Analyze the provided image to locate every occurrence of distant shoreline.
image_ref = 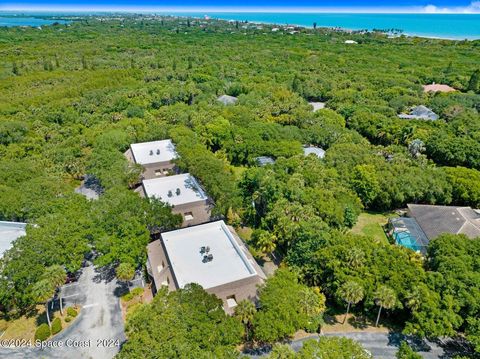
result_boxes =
[0,12,479,40]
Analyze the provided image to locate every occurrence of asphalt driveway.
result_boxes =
[0,264,127,359]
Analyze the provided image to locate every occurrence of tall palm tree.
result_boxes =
[374,285,396,327]
[234,300,256,342]
[32,279,55,328]
[44,265,67,315]
[337,281,364,324]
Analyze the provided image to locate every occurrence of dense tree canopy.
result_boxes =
[0,14,479,354]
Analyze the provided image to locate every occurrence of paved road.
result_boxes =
[246,331,473,358]
[0,264,127,359]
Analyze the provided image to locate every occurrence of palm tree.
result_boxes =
[234,300,256,341]
[255,231,277,255]
[405,286,422,312]
[346,248,365,270]
[374,285,396,327]
[32,279,55,328]
[116,263,135,293]
[337,281,364,324]
[44,265,67,315]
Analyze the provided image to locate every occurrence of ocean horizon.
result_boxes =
[1,11,479,40]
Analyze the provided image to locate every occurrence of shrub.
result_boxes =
[122,292,134,302]
[51,318,62,335]
[34,323,51,341]
[131,287,144,297]
[66,307,78,317]
[65,316,72,323]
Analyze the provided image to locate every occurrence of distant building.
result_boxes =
[398,105,438,121]
[389,204,480,253]
[138,173,211,226]
[125,139,178,180]
[255,156,275,167]
[217,95,238,105]
[146,220,266,313]
[423,84,456,93]
[308,102,326,112]
[303,146,326,159]
[0,221,27,258]
[345,40,358,44]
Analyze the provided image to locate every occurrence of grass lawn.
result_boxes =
[0,305,79,342]
[0,306,46,341]
[350,212,396,244]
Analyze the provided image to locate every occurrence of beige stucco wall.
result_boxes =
[147,227,266,314]
[124,148,176,180]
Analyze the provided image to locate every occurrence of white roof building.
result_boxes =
[303,146,326,159]
[162,221,258,289]
[308,102,326,112]
[217,95,238,105]
[141,173,207,207]
[147,221,266,312]
[0,221,27,258]
[129,139,178,165]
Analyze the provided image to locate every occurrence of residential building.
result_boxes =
[0,221,27,258]
[389,204,480,253]
[138,173,211,226]
[308,102,326,112]
[217,95,238,105]
[303,145,326,159]
[398,105,439,121]
[125,139,178,180]
[255,156,275,167]
[423,83,456,93]
[146,221,266,313]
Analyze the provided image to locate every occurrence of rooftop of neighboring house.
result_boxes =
[398,105,438,121]
[308,102,326,112]
[423,83,456,93]
[0,221,27,258]
[303,146,326,159]
[217,94,238,105]
[255,156,275,166]
[407,204,480,241]
[130,139,178,165]
[142,173,207,206]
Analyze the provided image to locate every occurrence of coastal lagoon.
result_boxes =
[0,16,69,27]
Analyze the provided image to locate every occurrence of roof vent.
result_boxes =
[200,246,206,254]
[149,150,154,155]
[156,149,160,155]
[167,190,173,197]
[176,188,181,196]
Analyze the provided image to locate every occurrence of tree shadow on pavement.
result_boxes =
[93,265,116,284]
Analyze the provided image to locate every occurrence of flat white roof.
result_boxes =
[162,221,257,289]
[0,221,26,258]
[142,173,207,206]
[130,139,177,165]
[303,146,326,159]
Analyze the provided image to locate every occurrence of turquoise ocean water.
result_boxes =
[0,12,479,39]
[172,13,480,40]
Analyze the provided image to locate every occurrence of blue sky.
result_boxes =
[2,0,480,13]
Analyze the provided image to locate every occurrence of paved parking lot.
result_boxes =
[0,264,132,359]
